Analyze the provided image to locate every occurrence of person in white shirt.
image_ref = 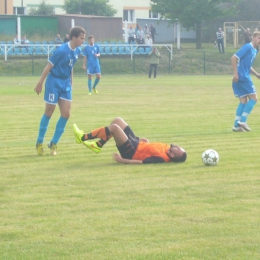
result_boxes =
[13,34,20,45]
[216,28,224,54]
[145,34,153,46]
[144,24,150,40]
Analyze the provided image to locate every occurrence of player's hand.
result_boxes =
[140,138,149,143]
[256,73,260,79]
[112,153,123,163]
[232,73,239,83]
[34,82,42,95]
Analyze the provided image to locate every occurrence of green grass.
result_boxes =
[1,75,260,260]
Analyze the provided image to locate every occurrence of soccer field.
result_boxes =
[1,75,260,259]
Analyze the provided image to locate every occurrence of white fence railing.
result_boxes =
[0,44,173,61]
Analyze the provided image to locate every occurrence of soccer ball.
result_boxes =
[202,149,219,166]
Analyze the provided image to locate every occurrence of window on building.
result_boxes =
[13,7,26,15]
[123,10,135,22]
[149,11,159,19]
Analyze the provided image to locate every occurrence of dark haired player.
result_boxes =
[82,35,101,95]
[73,117,187,164]
[34,26,86,155]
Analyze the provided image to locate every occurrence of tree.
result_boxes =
[235,0,260,22]
[63,0,116,16]
[29,0,54,15]
[151,0,241,49]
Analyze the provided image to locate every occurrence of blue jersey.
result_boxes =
[83,44,100,67]
[48,42,81,79]
[235,43,258,81]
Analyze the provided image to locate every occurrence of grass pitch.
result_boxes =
[1,75,260,260]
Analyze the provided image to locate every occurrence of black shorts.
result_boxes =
[117,126,139,159]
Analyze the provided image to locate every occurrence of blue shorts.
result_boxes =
[232,79,256,98]
[87,64,101,75]
[44,74,72,104]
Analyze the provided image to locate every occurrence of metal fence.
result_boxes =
[2,43,258,76]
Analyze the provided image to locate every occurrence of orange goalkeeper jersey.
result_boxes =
[132,142,171,163]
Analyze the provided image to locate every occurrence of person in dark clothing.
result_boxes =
[244,28,251,44]
[150,24,156,43]
[73,117,187,164]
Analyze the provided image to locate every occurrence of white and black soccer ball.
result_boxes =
[202,149,219,166]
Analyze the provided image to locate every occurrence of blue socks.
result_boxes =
[234,100,257,126]
[36,115,68,145]
[51,117,68,145]
[37,114,50,144]
[88,79,92,92]
[88,78,100,92]
[240,99,256,122]
[93,78,100,89]
[234,103,245,127]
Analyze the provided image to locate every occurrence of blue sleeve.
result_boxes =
[142,156,165,164]
[235,44,250,59]
[49,48,64,66]
[96,45,100,54]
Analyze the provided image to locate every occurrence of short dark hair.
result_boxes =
[69,26,86,40]
[88,35,94,40]
[171,151,187,163]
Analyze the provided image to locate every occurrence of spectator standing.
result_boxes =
[148,47,161,78]
[216,28,225,54]
[54,34,63,44]
[150,24,156,43]
[128,26,135,44]
[64,34,70,43]
[244,28,251,44]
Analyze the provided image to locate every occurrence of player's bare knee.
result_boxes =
[61,112,70,118]
[108,123,121,134]
[111,117,123,125]
[45,107,55,117]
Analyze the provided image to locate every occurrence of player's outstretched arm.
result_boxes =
[250,67,260,79]
[112,153,143,164]
[34,62,53,95]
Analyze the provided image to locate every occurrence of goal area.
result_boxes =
[224,21,260,48]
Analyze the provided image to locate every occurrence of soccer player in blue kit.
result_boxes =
[34,26,86,155]
[82,35,101,95]
[231,30,260,132]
